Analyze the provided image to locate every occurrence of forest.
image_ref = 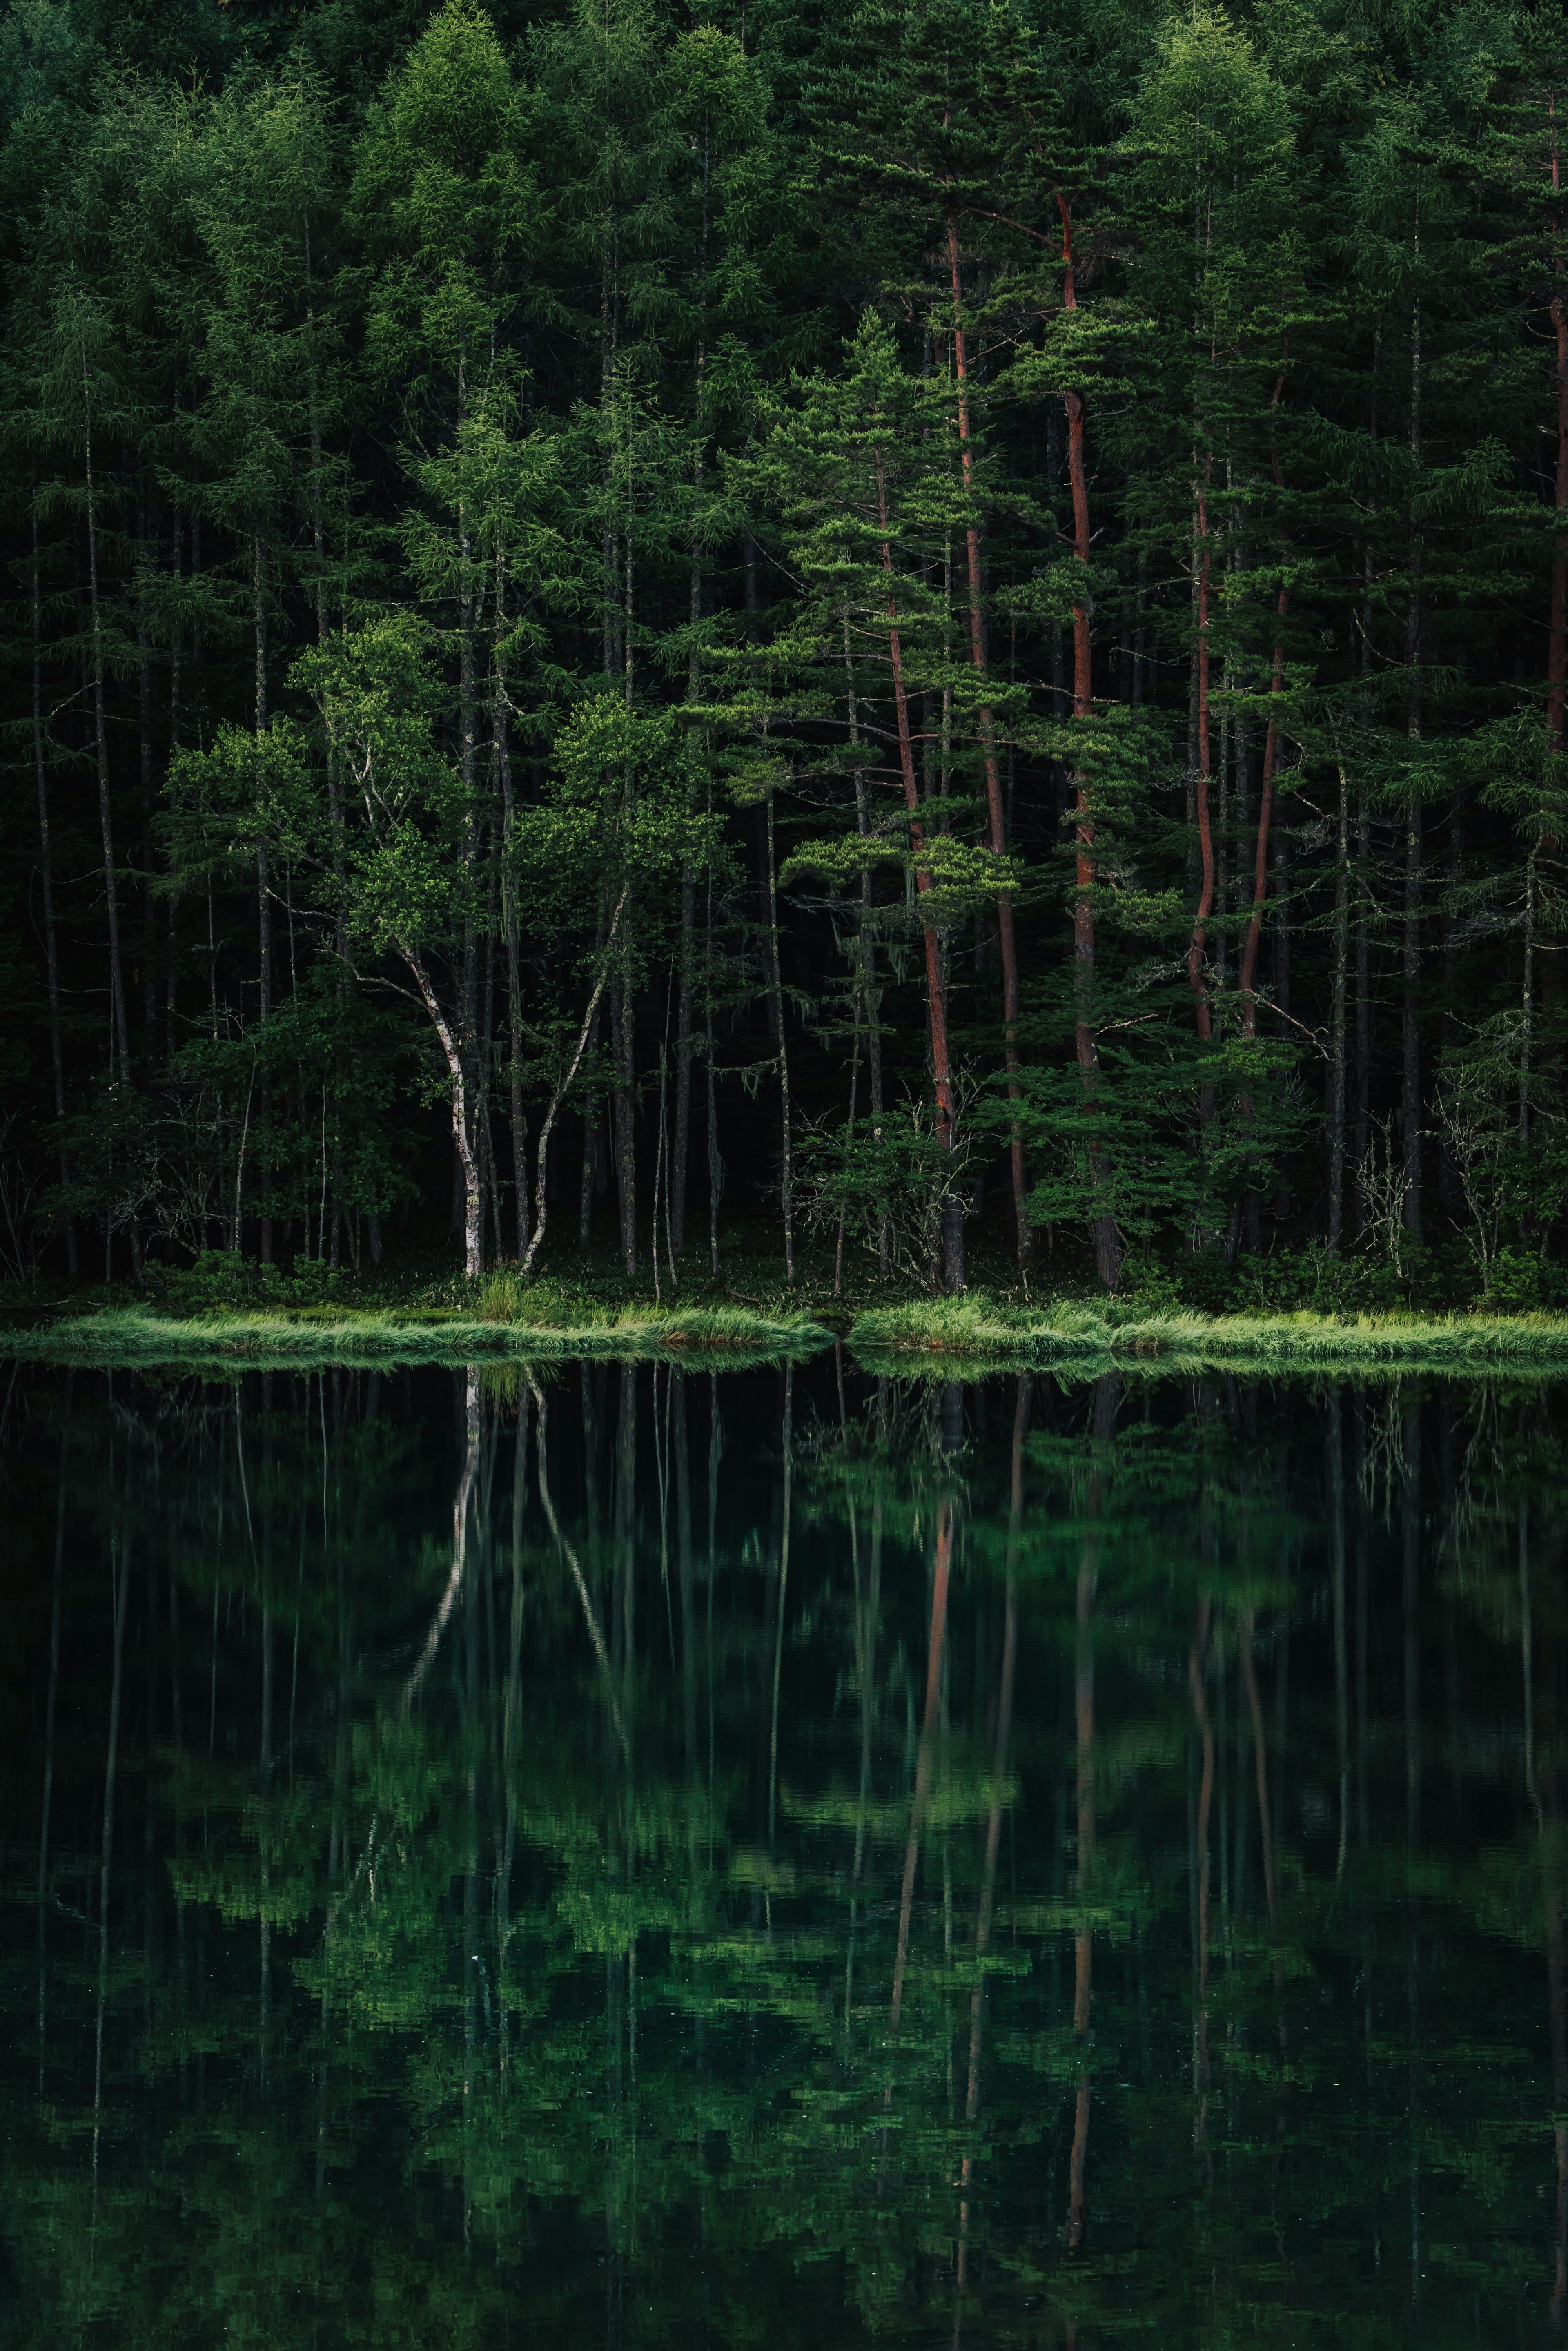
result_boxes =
[1,0,1565,1310]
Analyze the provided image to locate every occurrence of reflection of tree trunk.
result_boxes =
[93,1521,132,2203]
[1404,1410,1421,1850]
[768,1366,794,1845]
[37,1456,65,2095]
[404,1372,481,1706]
[1068,1381,1111,2255]
[889,1496,953,2050]
[846,1493,881,2034]
[1330,1398,1349,1883]
[1525,1493,1568,2324]
[1239,1613,1277,1930]
[954,1381,1029,2324]
[529,1375,628,1760]
[1189,1596,1216,2138]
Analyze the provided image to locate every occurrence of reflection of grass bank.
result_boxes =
[0,1300,830,1372]
[846,1295,1568,1375]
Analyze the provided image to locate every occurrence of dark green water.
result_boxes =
[3,1357,1566,2347]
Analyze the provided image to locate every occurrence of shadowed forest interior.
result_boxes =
[2,0,1567,1305]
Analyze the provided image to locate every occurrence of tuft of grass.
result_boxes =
[0,1300,832,1373]
[846,1292,1568,1377]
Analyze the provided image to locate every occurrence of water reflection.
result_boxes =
[3,1359,1567,2345]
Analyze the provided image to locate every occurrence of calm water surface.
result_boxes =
[2,1356,1566,2346]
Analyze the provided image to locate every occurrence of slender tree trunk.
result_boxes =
[254,537,273,1265]
[137,506,156,1050]
[705,861,722,1279]
[33,515,76,1273]
[1403,263,1424,1244]
[1235,374,1290,1253]
[673,856,696,1256]
[763,792,794,1283]
[875,447,963,1292]
[947,213,1029,1267]
[1402,791,1423,1245]
[1238,603,1288,1035]
[1328,764,1350,1253]
[1059,205,1120,1290]
[495,577,529,1264]
[83,371,130,1089]
[844,617,888,1273]
[1353,772,1372,1237]
[1189,456,1216,1051]
[404,944,481,1279]
[521,895,628,1279]
[1549,101,1566,753]
[610,965,636,1278]
[1523,837,1539,1152]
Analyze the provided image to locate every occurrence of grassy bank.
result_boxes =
[5,1264,1568,1380]
[0,1299,831,1373]
[845,1296,1568,1375]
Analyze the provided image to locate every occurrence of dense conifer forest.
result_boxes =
[0,0,1564,1308]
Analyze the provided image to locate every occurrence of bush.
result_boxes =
[143,1250,342,1315]
[1481,1249,1568,1313]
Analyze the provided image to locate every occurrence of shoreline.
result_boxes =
[3,1292,1568,1375]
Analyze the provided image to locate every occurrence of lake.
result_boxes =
[2,1353,1563,2346]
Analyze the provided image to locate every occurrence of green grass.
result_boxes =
[845,1294,1568,1375]
[0,1299,831,1373]
[7,1263,1568,1381]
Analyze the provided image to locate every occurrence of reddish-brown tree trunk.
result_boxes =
[1060,197,1122,1289]
[1189,459,1216,1044]
[875,447,964,1292]
[947,214,1029,1268]
[1550,98,1567,753]
[1238,604,1287,1038]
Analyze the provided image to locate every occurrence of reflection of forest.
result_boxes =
[3,1359,1567,2347]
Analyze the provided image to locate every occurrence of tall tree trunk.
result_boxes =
[404,944,481,1279]
[763,791,794,1283]
[672,856,696,1256]
[495,566,529,1264]
[1403,265,1424,1244]
[1328,762,1350,1253]
[83,369,130,1089]
[844,616,888,1273]
[1549,99,1566,753]
[1237,611,1289,1036]
[254,536,273,1266]
[1353,772,1372,1237]
[1188,453,1216,1054]
[947,212,1029,1268]
[137,505,157,1049]
[33,515,76,1273]
[875,447,964,1293]
[610,965,636,1278]
[1060,203,1121,1291]
[705,860,722,1279]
